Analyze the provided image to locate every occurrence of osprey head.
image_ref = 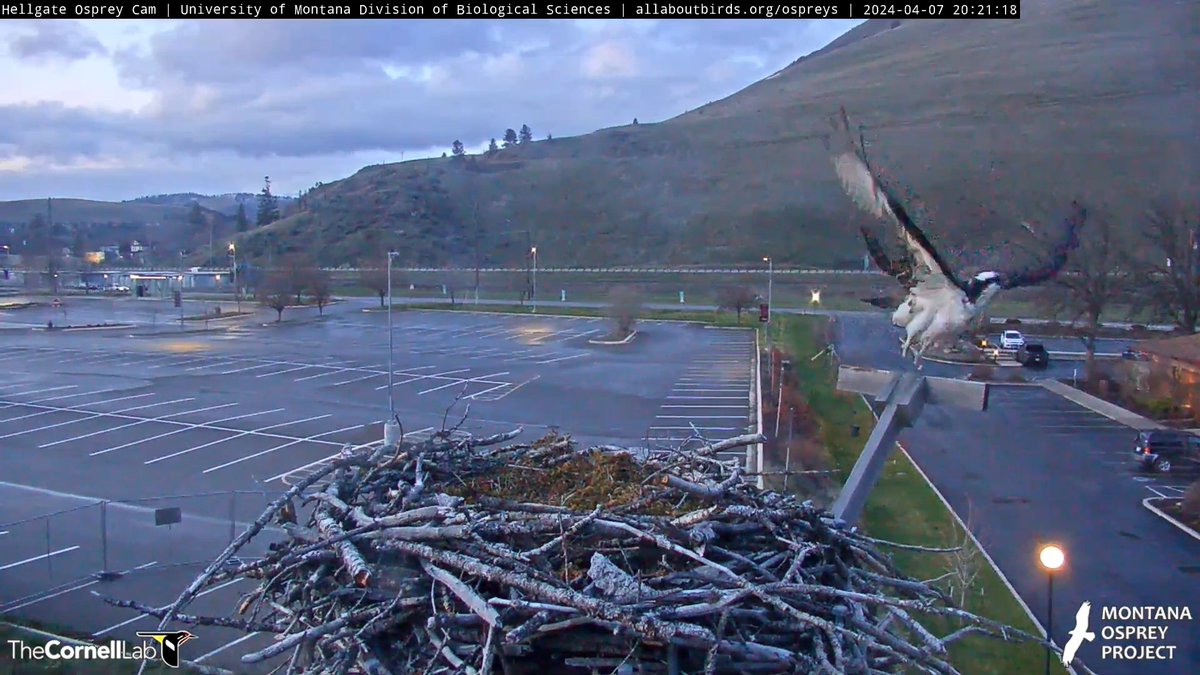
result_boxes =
[966,271,1003,307]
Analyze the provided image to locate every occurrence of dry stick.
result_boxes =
[143,449,371,673]
[314,507,372,587]
[241,608,379,664]
[94,594,281,633]
[381,540,714,644]
[420,559,502,628]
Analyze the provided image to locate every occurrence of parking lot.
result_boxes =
[0,302,758,671]
[837,312,1199,674]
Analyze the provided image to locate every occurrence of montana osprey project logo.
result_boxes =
[1062,602,1095,665]
[135,631,196,668]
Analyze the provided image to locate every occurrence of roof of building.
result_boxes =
[1137,333,1200,366]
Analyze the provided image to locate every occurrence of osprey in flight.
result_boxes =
[826,107,1086,361]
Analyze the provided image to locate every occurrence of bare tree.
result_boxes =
[1134,199,1199,334]
[310,268,333,315]
[717,285,760,324]
[607,285,643,338]
[280,253,315,304]
[441,271,473,305]
[258,271,291,322]
[358,266,389,308]
[1044,214,1127,383]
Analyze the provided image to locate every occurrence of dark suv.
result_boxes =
[1016,343,1049,368]
[1133,430,1200,473]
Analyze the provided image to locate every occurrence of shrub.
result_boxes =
[1144,397,1178,418]
[1181,481,1200,520]
[606,285,643,337]
[1004,318,1021,325]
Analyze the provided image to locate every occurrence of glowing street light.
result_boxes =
[1038,544,1066,674]
[531,246,538,314]
[810,289,821,305]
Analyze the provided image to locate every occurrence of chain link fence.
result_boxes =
[0,489,288,612]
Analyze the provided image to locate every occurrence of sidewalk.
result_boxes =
[1039,379,1166,431]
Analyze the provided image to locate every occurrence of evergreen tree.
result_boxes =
[236,202,250,233]
[518,124,532,144]
[257,176,280,227]
[487,138,499,155]
[503,128,518,148]
[451,140,465,157]
[188,202,205,232]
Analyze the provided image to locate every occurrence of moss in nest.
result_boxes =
[455,450,681,515]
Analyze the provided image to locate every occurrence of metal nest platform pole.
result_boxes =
[830,365,989,527]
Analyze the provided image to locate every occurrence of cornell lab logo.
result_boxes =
[136,631,196,668]
[1062,601,1095,665]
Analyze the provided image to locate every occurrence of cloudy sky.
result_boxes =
[0,19,861,202]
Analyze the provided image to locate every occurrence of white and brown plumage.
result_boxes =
[826,107,1087,361]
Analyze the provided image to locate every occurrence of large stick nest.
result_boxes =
[102,427,1057,675]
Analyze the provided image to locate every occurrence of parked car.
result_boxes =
[1121,346,1149,361]
[1133,430,1200,473]
[105,284,130,294]
[999,330,1025,350]
[1016,343,1049,367]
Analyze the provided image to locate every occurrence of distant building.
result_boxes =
[1121,333,1200,420]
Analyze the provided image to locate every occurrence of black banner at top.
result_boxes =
[0,1,1020,19]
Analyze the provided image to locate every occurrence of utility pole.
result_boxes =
[384,250,400,446]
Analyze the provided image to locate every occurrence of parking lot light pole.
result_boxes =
[228,242,239,313]
[531,246,538,313]
[1038,544,1066,675]
[763,256,773,324]
[385,251,400,446]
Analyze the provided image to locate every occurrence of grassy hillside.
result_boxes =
[235,0,1198,269]
[0,199,188,227]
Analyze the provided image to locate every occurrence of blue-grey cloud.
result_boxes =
[3,20,106,62]
[1,19,862,200]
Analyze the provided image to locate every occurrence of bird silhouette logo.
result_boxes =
[1062,601,1095,666]
[136,630,197,668]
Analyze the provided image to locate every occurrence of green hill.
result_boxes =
[235,0,1196,269]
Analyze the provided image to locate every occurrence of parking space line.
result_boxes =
[655,415,746,419]
[294,364,376,382]
[649,426,743,431]
[0,546,80,571]
[662,404,746,408]
[374,369,471,390]
[536,353,588,365]
[194,632,261,663]
[0,385,78,401]
[38,401,235,448]
[255,363,315,378]
[0,392,158,436]
[202,423,365,474]
[90,407,279,457]
[666,396,745,400]
[330,372,386,386]
[215,362,279,375]
[145,413,329,465]
[93,578,246,637]
[2,561,158,614]
[419,372,509,396]
[530,327,580,343]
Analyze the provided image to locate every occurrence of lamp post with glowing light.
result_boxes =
[1038,543,1065,675]
[531,246,538,314]
[228,242,240,313]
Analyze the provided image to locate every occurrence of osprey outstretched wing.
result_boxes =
[828,107,1085,360]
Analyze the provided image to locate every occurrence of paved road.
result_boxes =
[0,299,758,671]
[835,313,1199,675]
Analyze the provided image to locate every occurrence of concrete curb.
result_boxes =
[35,323,135,333]
[1039,380,1166,431]
[1142,497,1200,542]
[588,329,638,345]
[401,305,715,326]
